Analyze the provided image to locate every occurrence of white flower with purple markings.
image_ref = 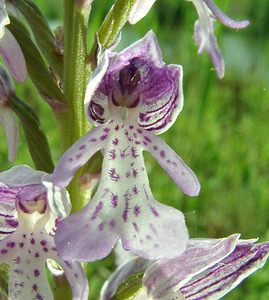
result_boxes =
[187,0,249,78]
[53,31,200,263]
[101,234,269,300]
[0,165,88,300]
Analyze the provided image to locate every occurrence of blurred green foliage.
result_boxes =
[1,0,269,299]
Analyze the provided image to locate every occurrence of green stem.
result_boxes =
[62,0,91,213]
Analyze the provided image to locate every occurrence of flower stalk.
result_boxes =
[62,0,91,212]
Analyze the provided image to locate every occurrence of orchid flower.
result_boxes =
[101,234,269,300]
[0,65,18,162]
[0,165,89,300]
[0,0,27,82]
[53,31,200,262]
[187,0,249,78]
[129,0,156,24]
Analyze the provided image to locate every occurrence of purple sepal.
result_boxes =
[0,29,27,82]
[143,234,240,298]
[180,242,269,299]
[100,235,269,300]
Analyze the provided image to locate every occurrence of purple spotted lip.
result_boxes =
[53,31,200,263]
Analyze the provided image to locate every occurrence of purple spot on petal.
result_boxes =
[40,240,47,246]
[131,146,139,158]
[7,241,15,248]
[91,201,103,220]
[109,149,116,160]
[120,146,130,158]
[132,222,139,232]
[30,238,35,245]
[76,153,82,160]
[108,168,120,181]
[79,144,86,150]
[153,146,158,151]
[133,186,139,194]
[14,256,21,264]
[132,169,138,178]
[150,205,160,217]
[103,127,110,133]
[112,138,119,145]
[98,222,105,231]
[74,273,79,278]
[23,234,26,238]
[90,138,97,142]
[160,150,165,158]
[43,247,48,252]
[111,194,118,208]
[109,219,116,229]
[133,205,142,216]
[32,284,38,292]
[1,249,8,254]
[129,125,134,130]
[19,242,24,248]
[137,128,142,134]
[34,269,40,277]
[100,134,108,141]
[68,157,73,162]
[35,252,40,258]
[144,136,152,143]
[64,260,73,269]
[115,124,119,131]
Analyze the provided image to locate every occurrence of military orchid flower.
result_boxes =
[0,0,27,82]
[187,0,249,78]
[53,31,200,262]
[101,234,269,300]
[0,165,89,300]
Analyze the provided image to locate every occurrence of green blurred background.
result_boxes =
[1,0,269,299]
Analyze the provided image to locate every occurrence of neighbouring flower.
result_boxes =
[0,65,18,162]
[187,0,249,78]
[0,165,89,300]
[0,0,27,82]
[101,234,269,300]
[53,31,200,262]
[129,0,156,24]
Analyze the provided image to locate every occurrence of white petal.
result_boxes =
[0,0,9,39]
[128,0,156,24]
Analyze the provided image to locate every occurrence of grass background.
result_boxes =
[1,0,269,299]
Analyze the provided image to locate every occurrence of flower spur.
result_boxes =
[0,165,88,300]
[53,31,200,262]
